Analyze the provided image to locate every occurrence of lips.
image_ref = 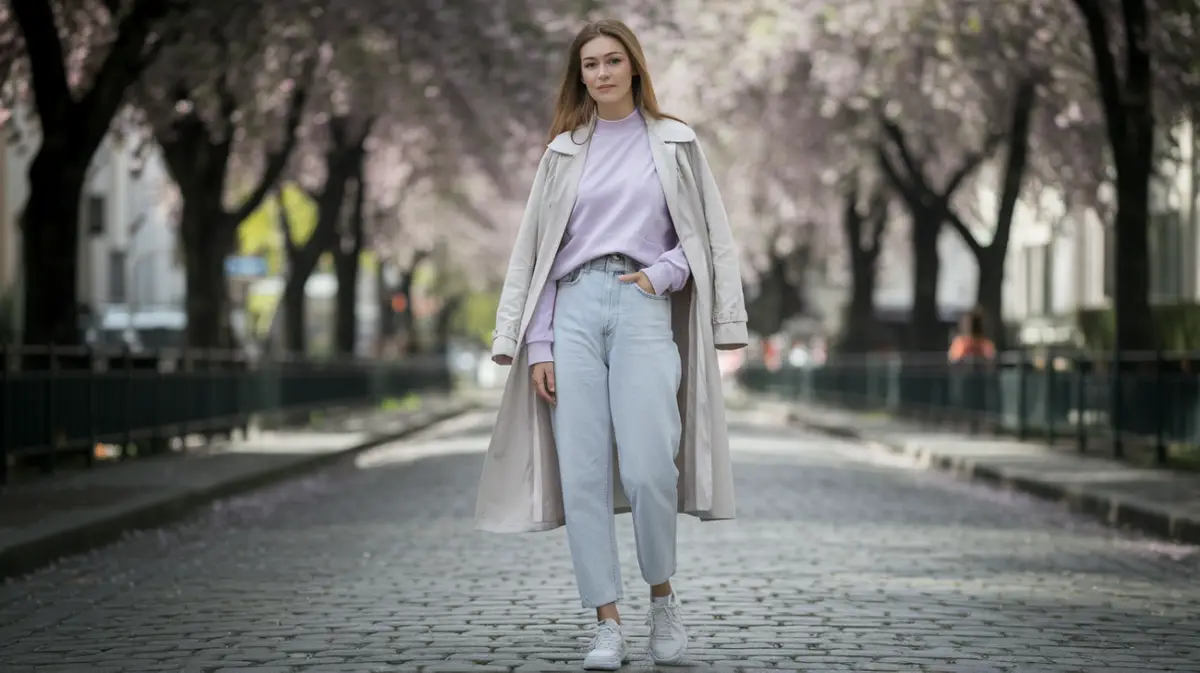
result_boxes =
[598,85,615,91]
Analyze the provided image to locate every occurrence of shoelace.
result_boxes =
[646,603,682,642]
[591,623,623,651]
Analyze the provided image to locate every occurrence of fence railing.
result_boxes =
[0,345,454,485]
[737,350,1200,468]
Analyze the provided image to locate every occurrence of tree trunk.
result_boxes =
[975,248,1005,350]
[279,160,356,355]
[180,205,236,350]
[910,214,943,351]
[333,168,365,357]
[333,251,359,355]
[282,267,308,355]
[433,296,462,355]
[22,154,88,347]
[397,264,419,355]
[1071,0,1156,351]
[840,185,886,354]
[843,254,878,353]
[1114,167,1155,349]
[13,0,173,349]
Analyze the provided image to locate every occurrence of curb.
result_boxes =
[0,401,477,581]
[791,412,1200,546]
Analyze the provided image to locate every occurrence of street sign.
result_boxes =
[224,255,268,278]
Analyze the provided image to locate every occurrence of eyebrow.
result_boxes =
[582,52,623,60]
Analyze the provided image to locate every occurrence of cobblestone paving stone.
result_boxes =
[1,407,1198,672]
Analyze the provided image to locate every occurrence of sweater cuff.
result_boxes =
[527,341,554,365]
[641,264,673,296]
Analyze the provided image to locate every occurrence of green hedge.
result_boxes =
[1077,303,1200,351]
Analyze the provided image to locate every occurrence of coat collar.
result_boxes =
[546,114,696,155]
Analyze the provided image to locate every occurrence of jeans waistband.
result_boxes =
[579,253,638,275]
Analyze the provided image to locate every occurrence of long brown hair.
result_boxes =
[546,19,684,143]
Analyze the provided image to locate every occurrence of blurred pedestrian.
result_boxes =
[475,18,748,670]
[948,307,995,426]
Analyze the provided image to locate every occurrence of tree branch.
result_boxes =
[942,131,1005,198]
[865,183,890,257]
[76,0,178,148]
[1072,0,1126,146]
[10,0,72,128]
[229,64,314,223]
[874,142,921,207]
[991,79,1038,256]
[275,186,298,258]
[942,207,983,256]
[878,119,928,190]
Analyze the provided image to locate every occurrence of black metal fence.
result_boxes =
[0,345,454,485]
[738,350,1200,468]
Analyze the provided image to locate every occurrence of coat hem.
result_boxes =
[474,508,735,535]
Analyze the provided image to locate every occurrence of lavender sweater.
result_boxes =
[525,109,691,365]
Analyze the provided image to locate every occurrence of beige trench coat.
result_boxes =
[474,114,749,534]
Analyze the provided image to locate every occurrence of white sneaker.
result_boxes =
[583,618,629,670]
[646,592,688,664]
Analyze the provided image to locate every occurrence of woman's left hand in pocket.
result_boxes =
[619,270,656,295]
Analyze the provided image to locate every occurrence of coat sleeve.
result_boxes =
[687,138,749,350]
[492,150,553,364]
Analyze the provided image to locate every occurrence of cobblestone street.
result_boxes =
[1,406,1198,672]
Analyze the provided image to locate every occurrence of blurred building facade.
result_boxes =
[0,111,186,347]
[1003,118,1200,348]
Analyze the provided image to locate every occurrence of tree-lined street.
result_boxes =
[1,406,1197,672]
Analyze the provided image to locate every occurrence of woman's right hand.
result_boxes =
[531,362,556,405]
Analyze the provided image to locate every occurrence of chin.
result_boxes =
[593,88,627,102]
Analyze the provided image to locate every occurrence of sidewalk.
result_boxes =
[0,394,476,580]
[786,401,1200,546]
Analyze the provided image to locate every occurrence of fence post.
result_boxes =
[0,345,8,486]
[180,346,190,444]
[85,345,96,467]
[1016,349,1027,440]
[206,349,217,444]
[148,349,161,452]
[123,345,133,456]
[1154,349,1165,465]
[1074,353,1087,454]
[1044,348,1056,446]
[969,356,982,435]
[1111,349,1124,459]
[42,343,57,474]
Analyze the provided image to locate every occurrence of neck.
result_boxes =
[596,95,635,121]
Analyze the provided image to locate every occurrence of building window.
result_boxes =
[87,195,106,236]
[1024,245,1046,317]
[108,249,127,303]
[1042,239,1055,316]
[1149,209,1183,301]
[1103,223,1114,300]
[1105,210,1186,303]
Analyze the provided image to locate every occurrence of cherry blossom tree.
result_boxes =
[267,0,571,355]
[134,0,316,350]
[1068,0,1200,351]
[5,0,190,347]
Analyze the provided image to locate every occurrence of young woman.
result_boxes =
[474,19,748,670]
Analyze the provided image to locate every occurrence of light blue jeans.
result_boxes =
[550,253,683,609]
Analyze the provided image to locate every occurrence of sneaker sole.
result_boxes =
[583,651,630,670]
[582,658,628,670]
[650,637,689,666]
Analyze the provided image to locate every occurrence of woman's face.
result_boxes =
[579,36,634,106]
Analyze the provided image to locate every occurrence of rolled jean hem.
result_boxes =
[580,590,624,610]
